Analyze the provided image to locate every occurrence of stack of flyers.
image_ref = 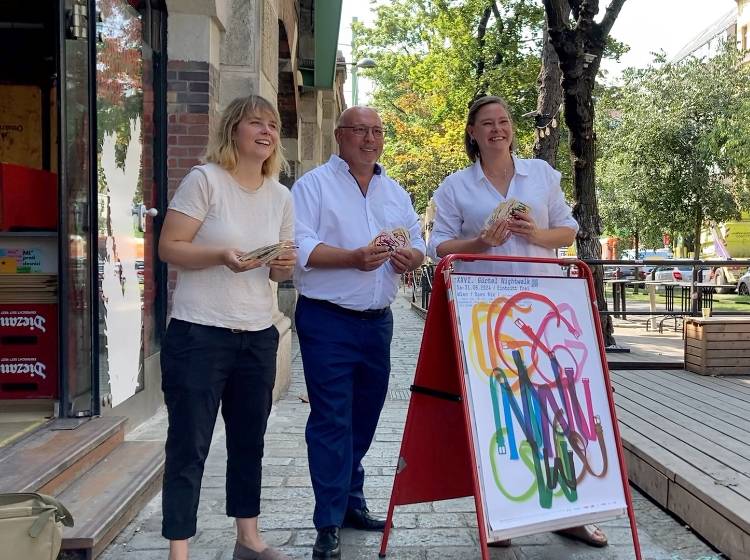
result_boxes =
[483,198,530,228]
[369,227,411,252]
[238,241,296,264]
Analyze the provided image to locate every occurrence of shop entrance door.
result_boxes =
[59,0,97,417]
[95,0,165,412]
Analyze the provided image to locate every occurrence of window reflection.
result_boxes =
[96,0,156,407]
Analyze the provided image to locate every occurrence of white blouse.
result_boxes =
[427,156,578,276]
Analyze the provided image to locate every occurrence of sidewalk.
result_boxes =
[101,296,720,560]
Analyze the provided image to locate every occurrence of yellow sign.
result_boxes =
[0,85,42,169]
[0,258,18,273]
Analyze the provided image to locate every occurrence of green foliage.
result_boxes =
[355,0,544,212]
[596,45,750,249]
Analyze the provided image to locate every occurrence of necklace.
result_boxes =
[483,160,515,183]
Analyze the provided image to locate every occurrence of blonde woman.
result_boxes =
[158,95,295,560]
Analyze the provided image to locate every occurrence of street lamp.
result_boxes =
[349,57,376,106]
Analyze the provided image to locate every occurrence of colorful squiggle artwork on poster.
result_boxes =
[449,274,626,539]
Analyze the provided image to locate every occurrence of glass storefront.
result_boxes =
[61,0,96,416]
[95,0,159,408]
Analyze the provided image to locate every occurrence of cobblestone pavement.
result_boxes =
[101,296,721,560]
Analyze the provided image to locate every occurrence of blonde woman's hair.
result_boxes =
[205,95,289,177]
[464,95,516,162]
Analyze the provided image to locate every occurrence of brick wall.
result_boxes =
[165,60,218,310]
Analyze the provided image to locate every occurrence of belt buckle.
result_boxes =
[230,328,244,334]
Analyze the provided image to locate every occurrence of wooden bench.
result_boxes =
[685,317,750,375]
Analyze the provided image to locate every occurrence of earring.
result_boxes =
[469,137,476,145]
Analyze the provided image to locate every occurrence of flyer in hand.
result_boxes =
[370,227,411,252]
[484,198,530,228]
[238,241,295,264]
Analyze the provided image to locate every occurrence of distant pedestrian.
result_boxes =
[158,95,295,560]
[292,106,426,559]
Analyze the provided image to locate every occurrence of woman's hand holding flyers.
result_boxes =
[478,218,511,248]
[222,249,263,273]
[507,211,538,242]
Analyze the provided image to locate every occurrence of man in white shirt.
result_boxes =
[292,107,425,559]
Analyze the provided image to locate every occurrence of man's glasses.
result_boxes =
[338,125,385,138]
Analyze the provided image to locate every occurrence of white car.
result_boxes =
[651,265,696,283]
[737,268,750,295]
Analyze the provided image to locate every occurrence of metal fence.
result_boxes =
[407,258,750,320]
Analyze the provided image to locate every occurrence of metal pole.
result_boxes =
[351,16,358,106]
[352,65,359,106]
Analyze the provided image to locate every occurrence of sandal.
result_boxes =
[554,524,608,547]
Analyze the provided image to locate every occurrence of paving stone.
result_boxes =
[103,296,720,560]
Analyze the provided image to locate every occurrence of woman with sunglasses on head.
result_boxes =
[158,95,296,560]
[427,95,607,549]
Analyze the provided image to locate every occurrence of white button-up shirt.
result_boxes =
[293,155,426,311]
[427,156,578,276]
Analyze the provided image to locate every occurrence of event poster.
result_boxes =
[449,274,627,539]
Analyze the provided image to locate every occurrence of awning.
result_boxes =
[300,0,342,89]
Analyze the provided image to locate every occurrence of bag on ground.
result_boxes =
[0,493,74,560]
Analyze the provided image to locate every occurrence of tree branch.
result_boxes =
[542,0,570,33]
[490,0,501,21]
[475,4,493,90]
[599,0,627,36]
[568,0,582,21]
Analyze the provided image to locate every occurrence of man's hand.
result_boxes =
[222,249,263,273]
[350,246,391,271]
[389,248,419,274]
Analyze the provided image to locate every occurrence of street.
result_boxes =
[101,296,720,560]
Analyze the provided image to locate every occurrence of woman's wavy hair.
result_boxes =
[205,95,289,177]
[464,95,516,162]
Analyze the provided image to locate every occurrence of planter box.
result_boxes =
[685,317,750,376]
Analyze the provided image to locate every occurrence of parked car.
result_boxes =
[701,265,738,293]
[604,265,647,280]
[737,268,750,295]
[650,265,696,283]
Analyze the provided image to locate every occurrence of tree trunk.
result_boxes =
[692,204,703,314]
[633,229,640,293]
[542,0,627,347]
[564,81,613,344]
[532,11,565,164]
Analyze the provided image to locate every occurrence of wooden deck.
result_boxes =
[607,320,685,368]
[611,368,750,559]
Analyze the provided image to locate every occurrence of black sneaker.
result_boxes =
[342,507,386,531]
[313,526,341,559]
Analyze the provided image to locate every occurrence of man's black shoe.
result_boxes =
[313,526,340,559]
[342,507,386,531]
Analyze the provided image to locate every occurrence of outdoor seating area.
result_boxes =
[404,271,750,560]
[611,368,750,560]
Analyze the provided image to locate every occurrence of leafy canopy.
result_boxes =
[596,46,750,249]
[354,0,544,212]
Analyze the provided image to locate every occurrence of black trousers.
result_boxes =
[160,319,279,540]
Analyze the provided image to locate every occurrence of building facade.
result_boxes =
[0,2,345,554]
[1,0,345,430]
[738,0,750,62]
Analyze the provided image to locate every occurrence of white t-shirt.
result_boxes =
[168,163,294,331]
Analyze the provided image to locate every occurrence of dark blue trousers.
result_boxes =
[295,296,393,529]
